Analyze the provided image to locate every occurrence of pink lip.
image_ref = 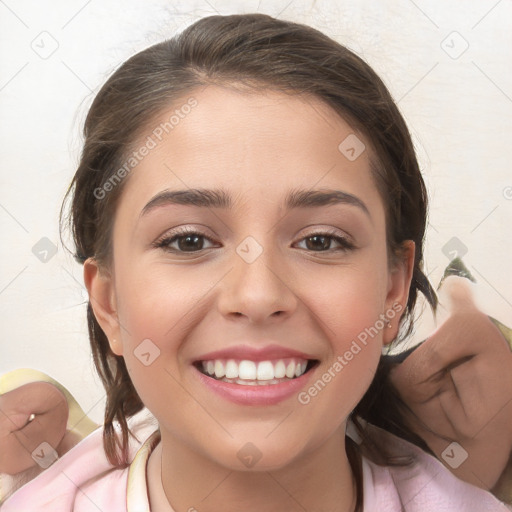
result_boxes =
[194,344,315,363]
[193,366,316,406]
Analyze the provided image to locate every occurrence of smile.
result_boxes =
[197,357,315,385]
[193,353,319,405]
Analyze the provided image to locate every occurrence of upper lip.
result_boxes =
[194,344,317,362]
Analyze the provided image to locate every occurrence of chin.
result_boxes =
[205,436,308,473]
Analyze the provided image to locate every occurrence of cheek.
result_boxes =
[111,263,215,410]
[304,258,389,348]
[114,262,211,344]
[294,261,389,420]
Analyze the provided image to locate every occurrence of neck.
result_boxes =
[491,453,512,505]
[155,426,357,512]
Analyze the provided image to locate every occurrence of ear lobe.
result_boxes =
[382,240,415,345]
[83,258,123,356]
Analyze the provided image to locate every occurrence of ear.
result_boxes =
[382,240,415,345]
[83,258,123,356]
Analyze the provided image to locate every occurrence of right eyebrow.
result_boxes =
[140,188,231,218]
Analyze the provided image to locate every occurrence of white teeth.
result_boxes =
[285,361,295,379]
[199,358,311,382]
[257,361,274,381]
[274,360,286,378]
[225,359,238,379]
[214,360,225,378]
[239,360,257,380]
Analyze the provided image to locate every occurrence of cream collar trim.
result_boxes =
[127,429,161,512]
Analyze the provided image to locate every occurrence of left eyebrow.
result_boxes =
[140,187,370,218]
[285,188,370,217]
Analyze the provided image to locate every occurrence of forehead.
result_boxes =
[117,85,382,217]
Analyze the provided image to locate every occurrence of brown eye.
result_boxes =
[175,234,205,252]
[154,230,217,253]
[305,235,331,251]
[295,232,355,252]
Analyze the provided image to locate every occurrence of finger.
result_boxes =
[0,381,67,418]
[390,276,482,387]
[396,320,512,439]
[391,311,487,399]
[441,276,477,312]
[0,382,68,474]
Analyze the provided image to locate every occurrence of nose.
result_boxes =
[217,244,298,324]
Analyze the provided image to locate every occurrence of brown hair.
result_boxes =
[61,13,437,510]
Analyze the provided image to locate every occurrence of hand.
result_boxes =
[389,277,512,492]
[0,382,69,474]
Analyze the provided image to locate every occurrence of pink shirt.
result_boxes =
[2,414,510,511]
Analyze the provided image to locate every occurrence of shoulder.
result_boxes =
[1,410,157,512]
[358,422,511,512]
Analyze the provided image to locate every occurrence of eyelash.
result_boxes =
[152,226,356,254]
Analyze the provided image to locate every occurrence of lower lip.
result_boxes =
[194,366,315,406]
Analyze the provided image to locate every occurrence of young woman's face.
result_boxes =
[86,85,412,470]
